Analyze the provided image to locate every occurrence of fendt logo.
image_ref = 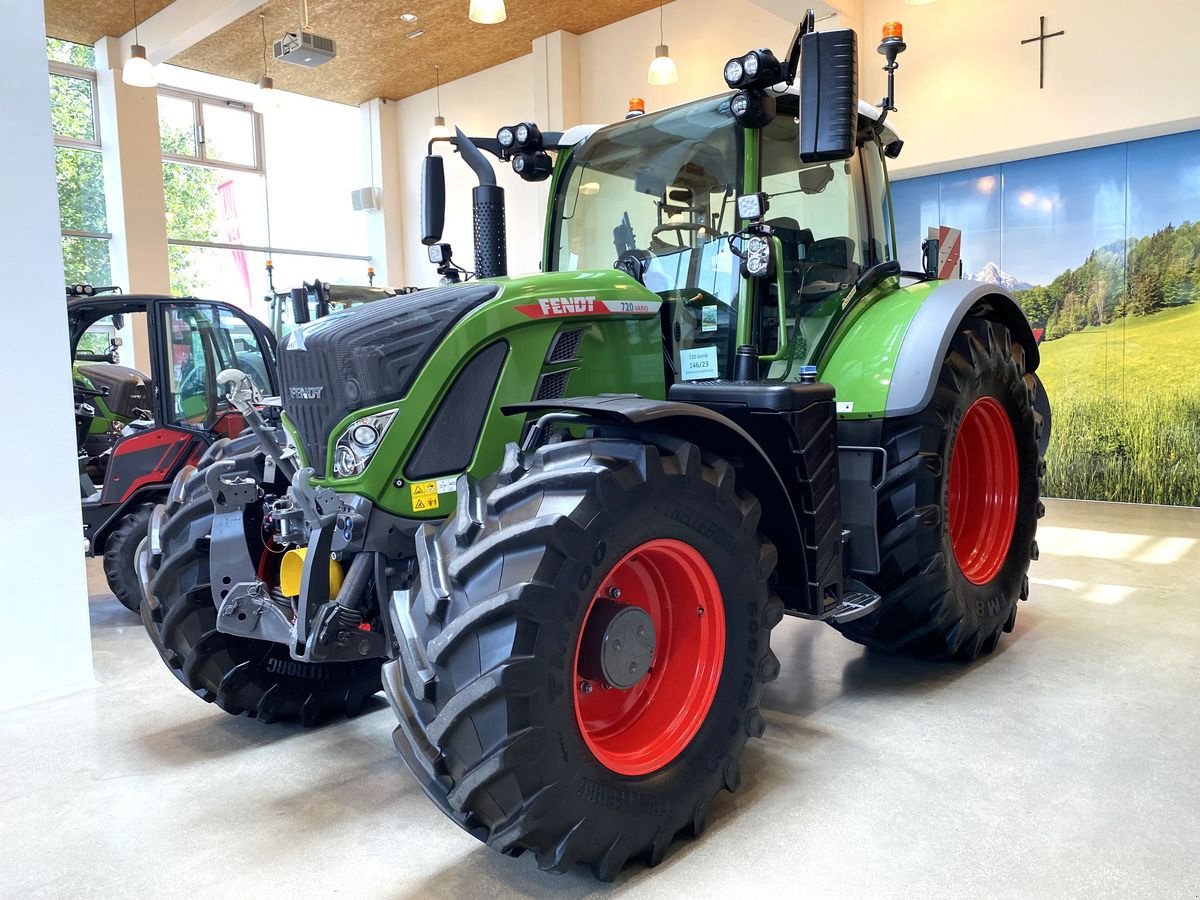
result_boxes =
[289,386,324,400]
[538,296,596,315]
[514,296,663,319]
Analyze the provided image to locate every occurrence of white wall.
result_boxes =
[392,0,803,283]
[860,0,1200,177]
[0,0,94,709]
[577,0,792,123]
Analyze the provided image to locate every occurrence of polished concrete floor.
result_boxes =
[1,498,1198,898]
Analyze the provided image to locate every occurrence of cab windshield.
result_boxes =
[550,94,893,383]
[551,96,743,376]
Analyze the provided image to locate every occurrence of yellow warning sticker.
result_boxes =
[410,480,440,511]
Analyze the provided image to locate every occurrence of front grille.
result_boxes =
[278,282,499,473]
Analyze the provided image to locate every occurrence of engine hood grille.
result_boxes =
[277,282,499,474]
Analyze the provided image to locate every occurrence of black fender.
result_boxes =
[886,280,1040,418]
[506,395,821,614]
[83,484,167,555]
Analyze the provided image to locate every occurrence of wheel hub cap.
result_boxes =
[573,538,726,776]
[580,600,656,690]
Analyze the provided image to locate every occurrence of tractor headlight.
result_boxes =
[497,126,516,149]
[742,51,759,78]
[742,234,773,279]
[723,57,744,87]
[332,409,397,478]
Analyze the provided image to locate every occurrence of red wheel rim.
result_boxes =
[947,396,1019,585]
[574,539,725,776]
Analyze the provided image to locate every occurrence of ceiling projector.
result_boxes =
[273,30,337,67]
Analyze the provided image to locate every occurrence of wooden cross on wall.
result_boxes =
[1021,15,1066,89]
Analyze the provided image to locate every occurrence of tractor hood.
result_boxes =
[277,281,499,474]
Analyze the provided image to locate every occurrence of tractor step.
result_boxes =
[826,581,881,624]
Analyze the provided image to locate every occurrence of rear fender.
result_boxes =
[506,396,823,615]
[84,484,168,554]
[822,280,1040,419]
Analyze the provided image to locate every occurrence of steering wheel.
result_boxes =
[650,221,706,250]
[663,287,724,309]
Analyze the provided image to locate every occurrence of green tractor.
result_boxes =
[136,13,1046,879]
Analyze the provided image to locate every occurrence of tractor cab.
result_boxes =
[546,90,901,387]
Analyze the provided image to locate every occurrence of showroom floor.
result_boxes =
[1,498,1198,898]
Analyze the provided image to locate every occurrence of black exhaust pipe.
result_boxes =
[454,128,507,279]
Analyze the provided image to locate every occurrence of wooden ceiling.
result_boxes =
[44,0,666,105]
[44,0,177,45]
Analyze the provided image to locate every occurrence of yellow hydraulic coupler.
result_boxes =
[279,547,344,599]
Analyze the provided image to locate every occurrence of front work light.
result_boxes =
[512,151,553,182]
[427,242,450,264]
[496,126,516,149]
[723,48,784,90]
[514,122,542,150]
[736,192,769,221]
[729,89,776,128]
[332,409,398,478]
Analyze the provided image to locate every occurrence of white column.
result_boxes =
[95,36,171,370]
[0,0,94,709]
[360,98,407,287]
[532,31,582,131]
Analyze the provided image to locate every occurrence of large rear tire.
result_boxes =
[139,437,383,724]
[833,317,1044,661]
[103,503,154,613]
[385,438,783,879]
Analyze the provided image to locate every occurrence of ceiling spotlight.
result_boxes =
[469,0,507,25]
[400,12,418,21]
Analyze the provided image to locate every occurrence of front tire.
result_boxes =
[385,438,783,879]
[139,440,383,724]
[834,317,1044,660]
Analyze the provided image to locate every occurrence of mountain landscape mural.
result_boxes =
[891,130,1200,506]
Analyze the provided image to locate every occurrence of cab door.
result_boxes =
[151,300,278,439]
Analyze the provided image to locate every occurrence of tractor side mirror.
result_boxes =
[421,155,446,246]
[798,28,858,164]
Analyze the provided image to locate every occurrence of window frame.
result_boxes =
[49,54,112,280]
[49,60,102,149]
[157,87,266,174]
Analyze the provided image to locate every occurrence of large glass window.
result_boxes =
[157,82,370,311]
[48,38,110,285]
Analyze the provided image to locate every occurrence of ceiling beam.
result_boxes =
[114,0,262,65]
[745,0,839,26]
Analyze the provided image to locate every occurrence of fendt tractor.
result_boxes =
[136,14,1047,879]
